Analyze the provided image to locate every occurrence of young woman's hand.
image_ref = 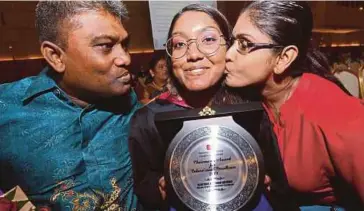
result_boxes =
[158,176,167,200]
[265,175,272,191]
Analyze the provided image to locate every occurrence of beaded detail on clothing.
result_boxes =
[50,178,134,211]
[198,106,216,116]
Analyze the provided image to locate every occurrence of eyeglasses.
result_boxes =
[230,37,283,54]
[165,28,227,59]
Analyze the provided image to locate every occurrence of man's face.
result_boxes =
[60,10,131,99]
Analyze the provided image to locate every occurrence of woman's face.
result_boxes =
[170,11,227,91]
[225,12,277,88]
[152,59,168,82]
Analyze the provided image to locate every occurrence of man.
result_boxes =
[0,1,141,210]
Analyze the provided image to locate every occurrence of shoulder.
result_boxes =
[129,98,181,147]
[131,99,186,133]
[132,100,181,121]
[299,73,364,128]
[298,73,351,103]
[0,77,35,102]
[0,77,34,93]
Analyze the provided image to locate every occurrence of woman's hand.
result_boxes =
[264,175,272,191]
[158,176,167,200]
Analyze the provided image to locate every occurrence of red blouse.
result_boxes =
[264,73,364,204]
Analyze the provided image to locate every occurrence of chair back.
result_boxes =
[358,64,364,99]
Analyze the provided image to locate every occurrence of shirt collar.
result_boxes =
[22,66,58,103]
[158,91,192,108]
[22,66,140,110]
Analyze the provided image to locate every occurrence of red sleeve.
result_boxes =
[309,75,364,203]
[323,111,364,203]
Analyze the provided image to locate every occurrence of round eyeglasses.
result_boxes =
[165,28,227,59]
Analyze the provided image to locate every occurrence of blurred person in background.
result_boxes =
[140,52,169,104]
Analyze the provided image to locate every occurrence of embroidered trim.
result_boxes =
[50,177,128,211]
[100,178,121,210]
[51,180,100,211]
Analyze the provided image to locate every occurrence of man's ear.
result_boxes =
[149,69,155,77]
[41,41,66,73]
[273,45,299,75]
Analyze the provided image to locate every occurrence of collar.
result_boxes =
[22,66,58,103]
[157,91,192,108]
[22,66,140,110]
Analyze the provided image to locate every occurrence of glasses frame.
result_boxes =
[165,34,227,59]
[230,37,284,54]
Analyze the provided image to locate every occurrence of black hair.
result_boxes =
[35,1,128,48]
[149,51,166,71]
[166,3,231,76]
[241,2,361,208]
[243,1,350,94]
[144,51,166,84]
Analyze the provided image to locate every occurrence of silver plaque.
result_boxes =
[165,116,264,211]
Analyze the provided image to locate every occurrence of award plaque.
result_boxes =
[155,102,265,211]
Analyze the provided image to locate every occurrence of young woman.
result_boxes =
[225,1,364,210]
[128,4,273,211]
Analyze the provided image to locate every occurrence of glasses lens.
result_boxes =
[166,36,187,59]
[237,39,249,54]
[197,28,222,55]
[165,28,223,59]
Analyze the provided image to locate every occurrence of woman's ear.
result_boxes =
[41,41,66,73]
[273,45,299,75]
[149,69,155,77]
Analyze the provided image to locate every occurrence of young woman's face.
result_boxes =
[225,12,277,88]
[169,11,227,91]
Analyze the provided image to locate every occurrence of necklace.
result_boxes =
[152,81,165,91]
[268,90,291,122]
[265,78,299,123]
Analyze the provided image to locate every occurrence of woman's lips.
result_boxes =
[184,67,208,76]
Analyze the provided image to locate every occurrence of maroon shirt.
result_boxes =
[264,73,364,204]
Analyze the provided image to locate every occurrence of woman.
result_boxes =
[128,4,272,211]
[225,1,364,210]
[141,52,169,104]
